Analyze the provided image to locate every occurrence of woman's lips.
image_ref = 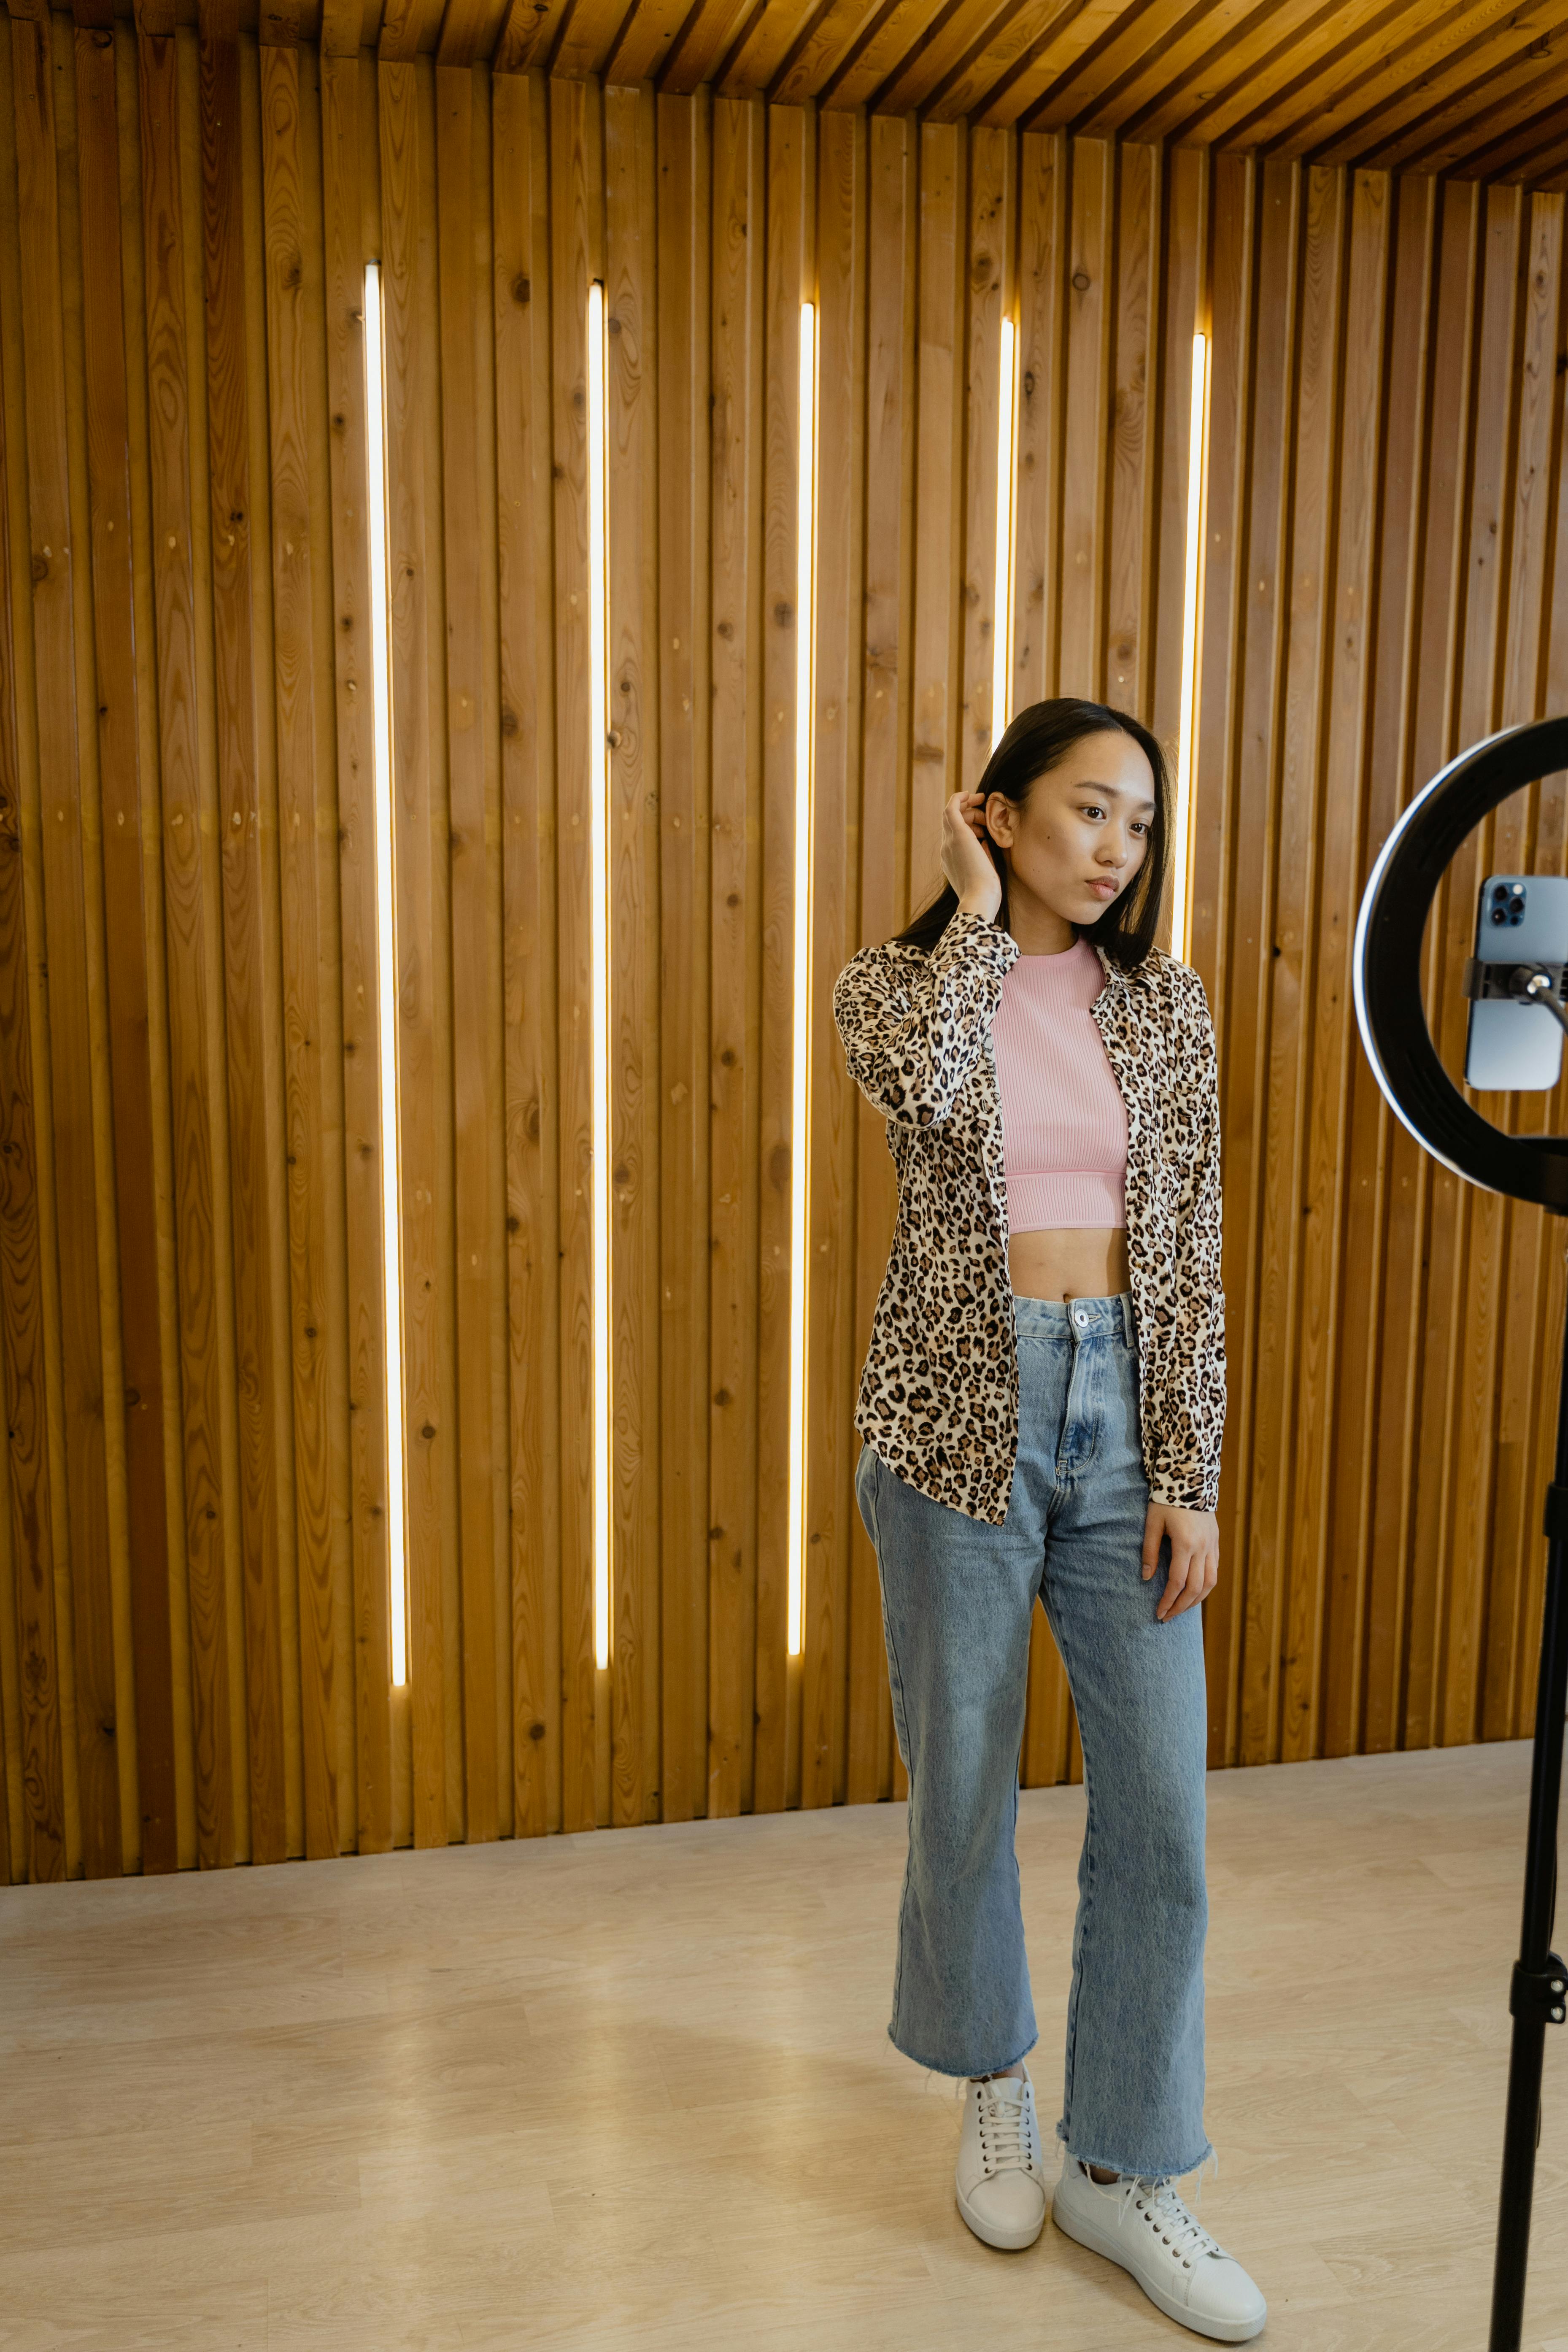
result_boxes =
[1088,878,1118,897]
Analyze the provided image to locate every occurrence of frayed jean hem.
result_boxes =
[888,2020,1039,2080]
[1057,2120,1219,2188]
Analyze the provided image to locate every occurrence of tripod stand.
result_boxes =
[1354,717,1568,2352]
[1492,1396,1567,2347]
[1468,957,1568,2348]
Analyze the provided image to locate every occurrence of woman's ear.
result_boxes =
[984,793,1016,850]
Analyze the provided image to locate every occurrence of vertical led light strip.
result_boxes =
[786,302,819,1662]
[587,281,612,1676]
[1171,333,1209,964]
[992,314,1018,748]
[363,262,410,1689]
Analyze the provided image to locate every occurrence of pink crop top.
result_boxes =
[992,935,1128,1231]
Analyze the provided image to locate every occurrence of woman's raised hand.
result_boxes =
[942,789,1002,924]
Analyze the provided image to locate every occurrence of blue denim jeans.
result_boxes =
[853,1290,1213,2182]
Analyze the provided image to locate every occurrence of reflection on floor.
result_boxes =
[1,1741,1565,2349]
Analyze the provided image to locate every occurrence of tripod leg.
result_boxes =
[1487,1374,1568,2349]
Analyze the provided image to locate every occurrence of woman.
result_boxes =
[834,699,1266,2343]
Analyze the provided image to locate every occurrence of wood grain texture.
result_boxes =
[1150,145,1204,782]
[491,0,569,75]
[658,0,756,96]
[73,22,177,1875]
[958,123,1006,776]
[603,84,661,1829]
[1105,136,1155,716]
[1358,172,1437,1763]
[493,65,561,1838]
[1270,161,1345,1766]
[0,30,65,1882]
[704,93,765,1821]
[436,57,501,1846]
[11,8,119,1880]
[1058,135,1112,697]
[653,85,710,1826]
[547,71,600,1834]
[802,105,866,1812]
[92,0,1568,181]
[1012,127,1064,710]
[201,23,291,1866]
[1187,149,1250,1768]
[1118,0,1325,149]
[1202,0,1551,158]
[378,55,454,1847]
[844,107,912,1811]
[435,0,512,67]
[599,0,685,84]
[1247,152,1335,1768]
[135,21,236,1870]
[319,47,392,1855]
[1436,183,1521,1752]
[1292,165,1385,1766]
[1401,180,1483,1761]
[753,98,806,1820]
[908,120,964,896]
[1217,153,1295,1771]
[260,41,351,1858]
[922,0,1073,126]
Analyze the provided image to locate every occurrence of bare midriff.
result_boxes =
[1008,1224,1130,1303]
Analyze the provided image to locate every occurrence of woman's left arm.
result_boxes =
[1143,965,1226,1622]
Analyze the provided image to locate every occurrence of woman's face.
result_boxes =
[982,729,1155,928]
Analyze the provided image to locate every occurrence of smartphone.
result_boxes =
[1464,874,1568,1091]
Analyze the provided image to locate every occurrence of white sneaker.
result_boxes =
[954,2071,1049,2250]
[1050,2150,1266,2341]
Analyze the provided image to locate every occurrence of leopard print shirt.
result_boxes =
[832,907,1225,1524]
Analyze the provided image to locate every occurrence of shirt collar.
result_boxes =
[1091,940,1154,991]
[892,925,1155,988]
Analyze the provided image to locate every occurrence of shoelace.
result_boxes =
[1109,2170,1225,2268]
[976,2080,1036,2176]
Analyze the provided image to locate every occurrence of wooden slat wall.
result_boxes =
[1196,162,1568,1769]
[2,35,1566,1879]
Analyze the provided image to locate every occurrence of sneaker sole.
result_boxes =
[1050,2192,1266,2343]
[955,2176,1048,2252]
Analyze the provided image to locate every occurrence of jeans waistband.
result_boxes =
[1011,1289,1136,1347]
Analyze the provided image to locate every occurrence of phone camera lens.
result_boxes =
[1492,907,1508,924]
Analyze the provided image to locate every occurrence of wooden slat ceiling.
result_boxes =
[71,0,1568,186]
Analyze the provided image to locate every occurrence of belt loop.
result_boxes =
[1120,1292,1135,1349]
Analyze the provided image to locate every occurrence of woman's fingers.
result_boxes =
[949,789,988,839]
[1159,1545,1217,1619]
[1155,1557,1190,1620]
[1145,1504,1220,1619]
[941,790,1001,913]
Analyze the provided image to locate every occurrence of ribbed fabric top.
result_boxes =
[993,934,1128,1231]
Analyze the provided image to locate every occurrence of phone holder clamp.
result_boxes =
[1462,956,1568,1039]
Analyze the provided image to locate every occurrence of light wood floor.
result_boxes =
[2,1743,1565,2350]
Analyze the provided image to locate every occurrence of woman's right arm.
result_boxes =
[832,906,1019,1128]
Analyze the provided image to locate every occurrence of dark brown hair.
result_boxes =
[892,697,1171,971]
